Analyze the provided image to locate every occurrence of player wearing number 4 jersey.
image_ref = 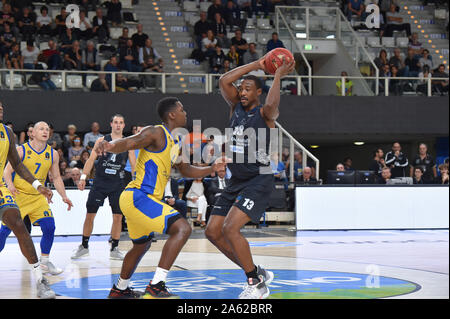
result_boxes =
[0,103,56,299]
[0,121,74,276]
[72,114,136,261]
[205,54,295,299]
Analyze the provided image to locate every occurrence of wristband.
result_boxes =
[80,174,87,181]
[32,180,42,190]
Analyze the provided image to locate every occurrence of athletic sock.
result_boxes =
[245,266,259,284]
[82,236,90,249]
[116,277,130,290]
[31,262,43,283]
[111,239,119,251]
[152,267,169,285]
[40,255,49,264]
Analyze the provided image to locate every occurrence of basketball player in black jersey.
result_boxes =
[205,55,295,299]
[72,114,136,260]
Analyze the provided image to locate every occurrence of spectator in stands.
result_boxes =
[5,42,23,69]
[436,163,449,184]
[19,122,34,145]
[75,150,91,172]
[385,142,409,178]
[55,146,66,164]
[226,44,239,68]
[389,48,405,75]
[194,11,211,49]
[207,167,229,206]
[404,48,421,77]
[389,65,403,95]
[0,22,16,58]
[93,7,110,43]
[212,12,229,48]
[104,55,119,87]
[115,73,142,92]
[76,10,93,40]
[336,163,345,171]
[36,5,53,38]
[64,40,83,70]
[202,29,218,59]
[377,167,392,184]
[131,23,148,49]
[336,71,353,96]
[47,124,63,149]
[344,157,355,171]
[30,53,57,90]
[105,0,122,26]
[17,6,36,41]
[297,166,317,184]
[408,32,423,56]
[236,0,252,18]
[90,72,110,92]
[64,167,82,187]
[79,0,98,13]
[418,49,433,70]
[379,63,391,93]
[242,42,259,65]
[0,4,17,35]
[383,3,411,38]
[410,143,437,183]
[252,0,270,18]
[60,27,77,55]
[118,27,130,50]
[412,167,425,184]
[432,64,449,95]
[416,65,432,95]
[231,29,248,63]
[42,39,62,70]
[59,161,70,182]
[119,38,142,72]
[369,147,386,177]
[142,57,162,88]
[223,0,246,32]
[68,135,85,167]
[82,40,100,71]
[83,121,103,148]
[346,0,366,22]
[164,178,187,219]
[209,44,226,73]
[139,38,162,65]
[63,124,77,151]
[22,39,39,69]
[186,177,208,228]
[374,49,388,70]
[207,0,226,23]
[54,7,68,38]
[293,151,306,179]
[266,32,284,52]
[4,121,19,146]
[220,58,232,73]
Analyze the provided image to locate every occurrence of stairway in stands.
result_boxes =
[133,0,207,93]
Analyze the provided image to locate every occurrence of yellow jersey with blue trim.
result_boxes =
[13,142,54,195]
[126,125,180,200]
[0,124,12,187]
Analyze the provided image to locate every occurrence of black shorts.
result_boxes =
[86,186,123,214]
[210,174,274,223]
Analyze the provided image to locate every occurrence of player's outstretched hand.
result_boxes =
[93,137,113,156]
[257,53,268,73]
[275,57,295,77]
[212,156,232,173]
[63,197,74,211]
[38,185,53,204]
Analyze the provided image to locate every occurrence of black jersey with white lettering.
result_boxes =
[226,103,272,179]
[93,134,128,189]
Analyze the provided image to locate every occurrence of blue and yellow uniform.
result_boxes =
[119,125,181,243]
[12,142,54,225]
[0,124,19,215]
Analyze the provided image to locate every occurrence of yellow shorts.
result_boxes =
[119,189,182,243]
[0,186,19,219]
[15,192,53,226]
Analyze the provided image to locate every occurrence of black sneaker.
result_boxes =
[142,281,179,299]
[107,285,143,299]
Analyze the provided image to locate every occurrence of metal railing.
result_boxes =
[0,68,447,96]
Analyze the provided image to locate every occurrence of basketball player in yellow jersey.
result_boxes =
[1,121,74,275]
[0,102,55,299]
[96,97,228,299]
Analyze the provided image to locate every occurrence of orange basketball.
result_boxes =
[264,48,294,75]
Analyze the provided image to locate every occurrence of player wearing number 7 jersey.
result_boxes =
[72,114,136,261]
[0,121,74,276]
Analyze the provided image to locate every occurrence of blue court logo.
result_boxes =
[51,269,419,299]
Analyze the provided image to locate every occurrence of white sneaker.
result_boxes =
[110,247,125,260]
[41,261,63,275]
[257,265,274,286]
[37,277,56,299]
[239,276,270,299]
[71,245,89,259]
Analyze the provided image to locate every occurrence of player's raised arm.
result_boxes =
[5,126,53,202]
[261,57,295,122]
[94,125,164,155]
[49,150,73,210]
[219,56,266,111]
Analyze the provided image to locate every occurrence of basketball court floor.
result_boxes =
[0,226,448,299]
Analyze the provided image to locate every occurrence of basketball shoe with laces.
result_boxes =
[142,281,179,299]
